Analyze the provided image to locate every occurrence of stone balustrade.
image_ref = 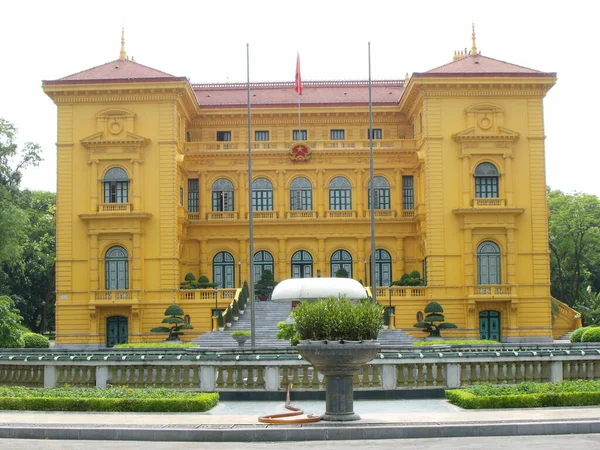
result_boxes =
[1,346,600,392]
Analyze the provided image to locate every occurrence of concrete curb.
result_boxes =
[1,419,599,442]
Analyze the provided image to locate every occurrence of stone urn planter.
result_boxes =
[233,335,249,347]
[297,342,380,421]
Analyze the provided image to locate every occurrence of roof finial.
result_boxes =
[119,27,127,61]
[470,22,478,55]
[404,72,410,85]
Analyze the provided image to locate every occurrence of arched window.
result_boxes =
[329,176,351,210]
[368,176,391,209]
[212,178,234,211]
[370,249,392,287]
[477,241,501,284]
[105,246,129,290]
[213,251,235,288]
[331,250,353,278]
[103,167,129,203]
[254,250,274,281]
[252,178,273,211]
[474,163,499,198]
[290,177,312,210]
[291,250,313,278]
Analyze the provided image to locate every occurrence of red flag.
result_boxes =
[294,52,303,95]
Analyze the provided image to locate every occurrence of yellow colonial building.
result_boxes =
[43,32,578,346]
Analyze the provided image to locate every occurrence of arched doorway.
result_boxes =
[106,316,128,347]
[105,246,129,290]
[479,310,501,341]
[331,250,352,278]
[254,250,274,281]
[213,251,235,288]
[291,250,313,278]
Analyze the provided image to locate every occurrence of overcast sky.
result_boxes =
[2,0,599,196]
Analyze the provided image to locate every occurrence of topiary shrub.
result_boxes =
[571,326,592,343]
[392,271,424,286]
[255,270,278,298]
[22,332,50,348]
[150,304,194,340]
[335,267,349,278]
[232,300,239,318]
[581,327,600,342]
[413,301,457,337]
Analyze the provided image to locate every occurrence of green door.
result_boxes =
[106,316,128,347]
[479,311,500,341]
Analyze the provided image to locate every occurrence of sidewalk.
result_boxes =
[1,399,600,441]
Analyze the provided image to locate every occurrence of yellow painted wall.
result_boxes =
[44,61,564,345]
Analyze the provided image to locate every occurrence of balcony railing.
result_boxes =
[248,211,278,220]
[402,210,415,218]
[286,210,317,219]
[207,211,238,221]
[98,203,132,213]
[366,209,397,218]
[468,285,514,297]
[92,290,138,302]
[473,198,506,208]
[184,139,417,154]
[326,210,357,218]
[188,212,201,221]
[178,288,237,302]
[376,286,427,298]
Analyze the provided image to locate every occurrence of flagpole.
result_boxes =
[247,43,256,347]
[295,52,302,131]
[368,42,377,302]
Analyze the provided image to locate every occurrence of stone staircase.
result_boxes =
[193,300,417,348]
[192,300,293,348]
[557,330,574,342]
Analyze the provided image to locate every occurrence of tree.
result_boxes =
[0,295,26,348]
[150,304,193,340]
[413,301,457,337]
[255,269,278,298]
[335,267,349,278]
[548,189,600,307]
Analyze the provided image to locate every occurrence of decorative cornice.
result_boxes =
[81,131,150,149]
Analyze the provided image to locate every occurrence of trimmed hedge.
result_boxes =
[446,380,600,409]
[581,327,600,342]
[114,343,199,349]
[0,387,218,412]
[22,332,50,348]
[570,326,592,343]
[414,339,499,346]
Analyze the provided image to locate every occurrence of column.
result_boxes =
[278,238,287,282]
[199,171,207,219]
[132,233,142,290]
[277,169,285,218]
[89,159,98,212]
[355,169,364,218]
[89,233,99,290]
[463,227,474,285]
[318,238,326,277]
[237,170,246,218]
[200,238,209,277]
[132,159,141,212]
[316,169,325,218]
[503,153,514,206]
[239,238,247,286]
[394,168,402,215]
[396,236,405,277]
[461,155,471,207]
[357,237,366,284]
[506,228,516,284]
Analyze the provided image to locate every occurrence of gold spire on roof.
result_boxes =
[119,28,127,61]
[470,22,478,55]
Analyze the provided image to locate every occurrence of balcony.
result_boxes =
[365,209,397,219]
[326,210,357,218]
[184,138,417,154]
[207,211,238,221]
[472,198,506,208]
[468,285,515,298]
[98,203,132,213]
[248,211,278,220]
[286,210,317,219]
[402,210,415,218]
[92,290,139,304]
[178,288,237,302]
[188,212,201,222]
[375,286,427,298]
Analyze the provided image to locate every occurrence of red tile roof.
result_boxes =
[43,59,186,85]
[418,54,553,77]
[192,81,405,107]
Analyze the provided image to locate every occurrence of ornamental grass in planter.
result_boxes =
[292,296,383,342]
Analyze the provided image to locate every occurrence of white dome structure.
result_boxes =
[270,277,368,302]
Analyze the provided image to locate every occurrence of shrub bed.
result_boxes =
[414,339,499,346]
[446,380,600,409]
[581,327,600,342]
[113,343,199,349]
[22,332,50,348]
[570,326,592,343]
[0,386,218,412]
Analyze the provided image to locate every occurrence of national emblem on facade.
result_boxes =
[289,143,311,163]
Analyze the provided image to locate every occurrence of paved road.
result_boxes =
[4,435,600,449]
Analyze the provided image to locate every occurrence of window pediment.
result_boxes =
[81,131,150,149]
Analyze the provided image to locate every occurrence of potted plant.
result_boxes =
[217,310,224,331]
[231,330,251,347]
[150,304,193,341]
[413,301,457,338]
[383,307,390,330]
[232,300,240,321]
[225,308,233,327]
[292,295,383,421]
[255,270,278,301]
